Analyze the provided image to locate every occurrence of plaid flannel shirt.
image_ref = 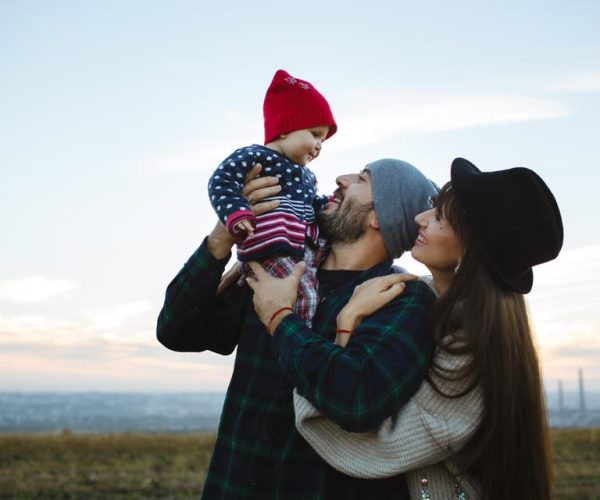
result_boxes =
[157,239,435,499]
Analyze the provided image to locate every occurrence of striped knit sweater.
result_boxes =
[208,144,327,262]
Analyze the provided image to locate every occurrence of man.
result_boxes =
[157,159,438,499]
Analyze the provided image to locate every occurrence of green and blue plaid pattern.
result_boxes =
[157,239,434,499]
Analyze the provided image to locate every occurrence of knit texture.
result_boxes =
[157,240,434,499]
[366,159,438,259]
[294,277,482,499]
[208,144,328,261]
[263,69,337,144]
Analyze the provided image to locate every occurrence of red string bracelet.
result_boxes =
[335,329,354,336]
[267,307,294,336]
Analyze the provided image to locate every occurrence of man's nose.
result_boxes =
[336,173,360,189]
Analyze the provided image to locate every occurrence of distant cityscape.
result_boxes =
[0,369,598,433]
[547,368,600,428]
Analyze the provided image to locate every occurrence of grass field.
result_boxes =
[0,429,598,499]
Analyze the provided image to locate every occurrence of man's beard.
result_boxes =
[318,198,374,244]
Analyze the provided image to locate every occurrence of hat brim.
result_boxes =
[450,157,534,294]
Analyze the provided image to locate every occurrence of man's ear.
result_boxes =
[368,209,380,230]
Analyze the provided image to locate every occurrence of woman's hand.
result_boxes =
[337,274,418,332]
[243,163,281,215]
[245,261,306,332]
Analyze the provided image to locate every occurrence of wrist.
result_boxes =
[207,223,235,259]
[336,309,362,332]
[267,307,294,336]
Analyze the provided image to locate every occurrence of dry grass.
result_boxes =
[0,432,215,499]
[552,428,600,499]
[0,429,597,499]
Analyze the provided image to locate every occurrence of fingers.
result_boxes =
[247,185,282,206]
[239,220,255,236]
[244,163,262,183]
[396,273,418,282]
[384,282,407,298]
[291,261,307,281]
[242,175,281,201]
[251,199,280,216]
[381,273,417,289]
[217,263,243,295]
[247,261,268,280]
[367,274,417,291]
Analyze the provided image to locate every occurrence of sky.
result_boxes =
[1,0,599,395]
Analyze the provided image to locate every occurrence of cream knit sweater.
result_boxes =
[294,345,483,499]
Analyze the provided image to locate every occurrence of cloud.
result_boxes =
[0,275,79,304]
[0,300,153,344]
[554,72,600,92]
[527,245,600,386]
[140,90,569,175]
[2,246,598,391]
[138,108,260,176]
[329,90,569,150]
[0,341,234,391]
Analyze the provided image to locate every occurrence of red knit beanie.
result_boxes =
[263,69,337,145]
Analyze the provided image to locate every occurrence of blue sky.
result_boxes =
[1,1,599,392]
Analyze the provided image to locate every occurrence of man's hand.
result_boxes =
[243,164,281,215]
[245,261,306,332]
[206,222,238,260]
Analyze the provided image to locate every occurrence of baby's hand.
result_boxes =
[234,219,255,237]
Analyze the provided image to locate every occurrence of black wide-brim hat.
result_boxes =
[451,158,564,293]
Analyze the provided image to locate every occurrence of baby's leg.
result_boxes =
[259,255,318,328]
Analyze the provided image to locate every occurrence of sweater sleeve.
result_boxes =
[312,193,330,212]
[272,280,435,432]
[208,147,260,235]
[293,348,483,478]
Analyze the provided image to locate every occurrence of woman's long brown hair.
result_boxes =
[429,183,554,500]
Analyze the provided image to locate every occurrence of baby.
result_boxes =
[208,69,337,326]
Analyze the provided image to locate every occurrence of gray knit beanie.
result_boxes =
[366,159,438,259]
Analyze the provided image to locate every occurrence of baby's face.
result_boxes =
[279,125,329,166]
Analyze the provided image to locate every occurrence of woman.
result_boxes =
[248,158,563,499]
